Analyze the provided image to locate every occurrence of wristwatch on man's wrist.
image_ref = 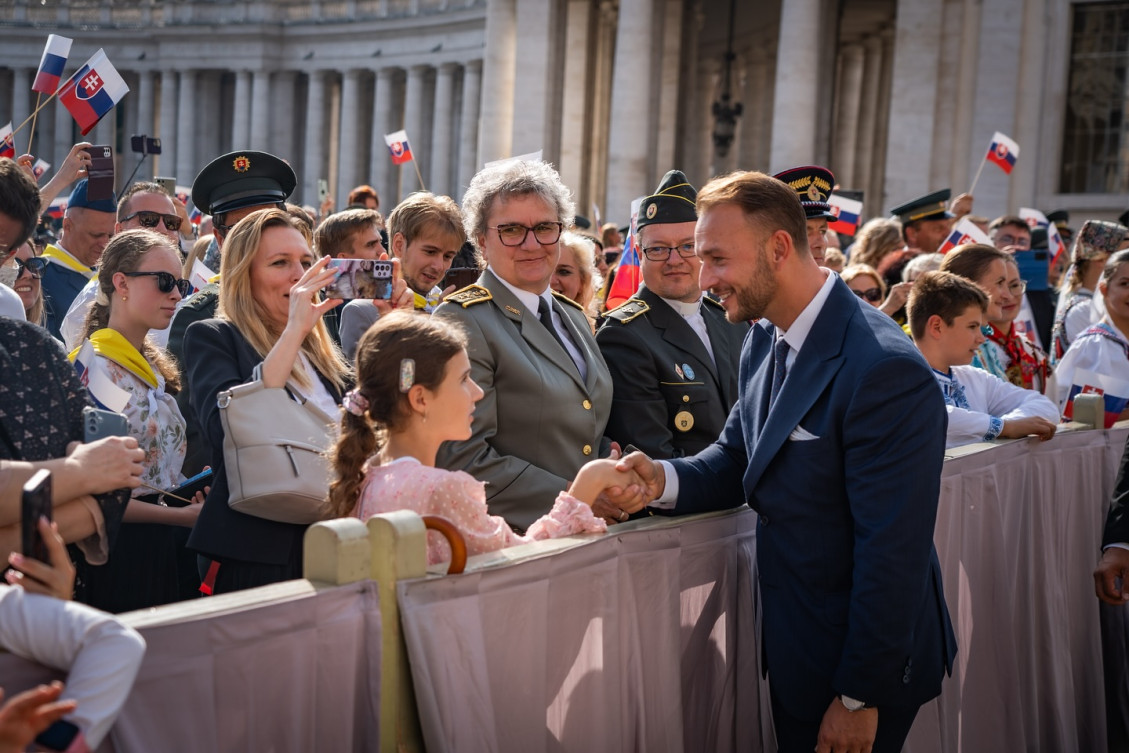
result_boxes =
[839,694,871,712]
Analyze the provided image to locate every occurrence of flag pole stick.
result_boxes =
[27,92,43,156]
[968,156,987,196]
[412,160,427,192]
[11,89,61,139]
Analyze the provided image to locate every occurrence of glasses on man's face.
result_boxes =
[487,222,564,247]
[13,256,47,279]
[852,287,884,303]
[1008,279,1028,296]
[995,233,1030,250]
[642,243,696,262]
[121,211,184,232]
[123,271,193,297]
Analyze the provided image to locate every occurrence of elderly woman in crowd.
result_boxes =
[433,160,614,532]
[70,229,203,611]
[1052,219,1127,361]
[1049,249,1129,426]
[551,230,603,330]
[183,208,351,594]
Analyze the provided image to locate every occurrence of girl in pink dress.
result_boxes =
[327,311,633,566]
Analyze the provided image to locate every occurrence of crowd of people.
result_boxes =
[0,134,1127,751]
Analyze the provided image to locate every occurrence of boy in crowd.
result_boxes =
[907,270,1060,449]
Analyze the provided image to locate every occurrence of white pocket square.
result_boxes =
[788,426,819,442]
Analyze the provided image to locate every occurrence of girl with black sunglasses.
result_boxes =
[68,229,205,612]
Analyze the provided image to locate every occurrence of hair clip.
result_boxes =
[399,358,416,392]
[343,389,370,417]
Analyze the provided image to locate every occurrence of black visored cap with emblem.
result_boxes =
[774,165,836,221]
[636,169,698,230]
[889,189,954,225]
[191,150,297,216]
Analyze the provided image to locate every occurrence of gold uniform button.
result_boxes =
[582,444,593,456]
[682,395,690,403]
[582,400,592,410]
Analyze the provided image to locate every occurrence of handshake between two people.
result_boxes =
[569,450,667,525]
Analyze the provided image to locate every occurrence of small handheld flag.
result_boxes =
[32,35,73,94]
[71,341,130,413]
[937,217,992,254]
[189,258,218,293]
[985,131,1019,175]
[384,130,414,165]
[46,197,67,220]
[827,194,863,237]
[32,159,50,180]
[0,123,13,159]
[604,197,645,309]
[58,49,130,136]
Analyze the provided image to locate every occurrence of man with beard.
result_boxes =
[614,171,956,753]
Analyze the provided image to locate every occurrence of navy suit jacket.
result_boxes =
[670,277,956,720]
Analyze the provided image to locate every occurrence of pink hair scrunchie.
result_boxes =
[343,389,370,417]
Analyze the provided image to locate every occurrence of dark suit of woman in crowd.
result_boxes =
[183,208,350,594]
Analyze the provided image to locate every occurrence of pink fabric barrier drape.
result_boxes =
[0,581,381,753]
[906,427,1129,753]
[398,510,776,752]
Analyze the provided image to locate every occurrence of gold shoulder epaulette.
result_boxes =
[604,298,649,324]
[445,284,492,308]
[551,290,583,310]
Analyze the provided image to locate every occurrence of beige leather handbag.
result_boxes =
[216,366,336,524]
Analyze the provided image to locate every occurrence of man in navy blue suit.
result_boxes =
[616,170,956,753]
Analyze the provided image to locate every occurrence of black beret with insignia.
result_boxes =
[637,170,698,230]
[773,165,836,221]
[191,150,297,216]
[889,189,954,225]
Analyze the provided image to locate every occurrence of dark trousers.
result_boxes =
[771,690,920,753]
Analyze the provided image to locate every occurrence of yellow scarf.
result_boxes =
[414,289,441,313]
[69,328,158,389]
[42,245,95,277]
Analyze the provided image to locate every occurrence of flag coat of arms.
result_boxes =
[986,131,1019,174]
[33,35,72,94]
[937,218,993,254]
[827,194,863,236]
[58,49,130,136]
[0,123,13,159]
[384,130,414,165]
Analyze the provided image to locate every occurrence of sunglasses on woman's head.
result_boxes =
[852,287,883,303]
[13,257,47,279]
[123,271,193,297]
[121,211,184,232]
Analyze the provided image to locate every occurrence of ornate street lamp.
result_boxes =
[711,0,743,158]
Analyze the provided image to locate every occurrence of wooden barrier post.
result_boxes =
[303,517,372,586]
[368,511,428,753]
[1073,393,1105,430]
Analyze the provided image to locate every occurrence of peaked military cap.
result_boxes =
[191,150,296,216]
[773,165,836,220]
[637,170,698,229]
[889,189,953,225]
[1046,210,1070,230]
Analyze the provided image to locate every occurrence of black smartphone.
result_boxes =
[83,144,115,201]
[130,134,161,155]
[138,468,213,507]
[21,469,52,564]
[35,719,81,752]
[324,259,393,300]
[83,406,129,443]
[442,267,481,291]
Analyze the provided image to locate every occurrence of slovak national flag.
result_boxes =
[827,194,863,236]
[985,131,1019,175]
[384,130,414,165]
[937,217,992,254]
[1064,368,1129,429]
[33,35,72,94]
[46,197,67,220]
[58,49,130,136]
[605,197,645,310]
[0,123,13,159]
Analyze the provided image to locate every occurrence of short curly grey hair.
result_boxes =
[461,160,576,256]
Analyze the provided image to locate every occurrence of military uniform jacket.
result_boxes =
[433,268,613,531]
[597,286,749,458]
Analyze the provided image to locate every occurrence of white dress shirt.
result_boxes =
[935,364,1059,449]
[661,295,715,366]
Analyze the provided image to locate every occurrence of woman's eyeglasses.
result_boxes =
[120,211,184,232]
[13,257,47,279]
[852,287,884,303]
[123,271,193,297]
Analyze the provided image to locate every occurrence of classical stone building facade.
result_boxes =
[0,0,1123,226]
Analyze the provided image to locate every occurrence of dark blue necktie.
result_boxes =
[770,336,789,405]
